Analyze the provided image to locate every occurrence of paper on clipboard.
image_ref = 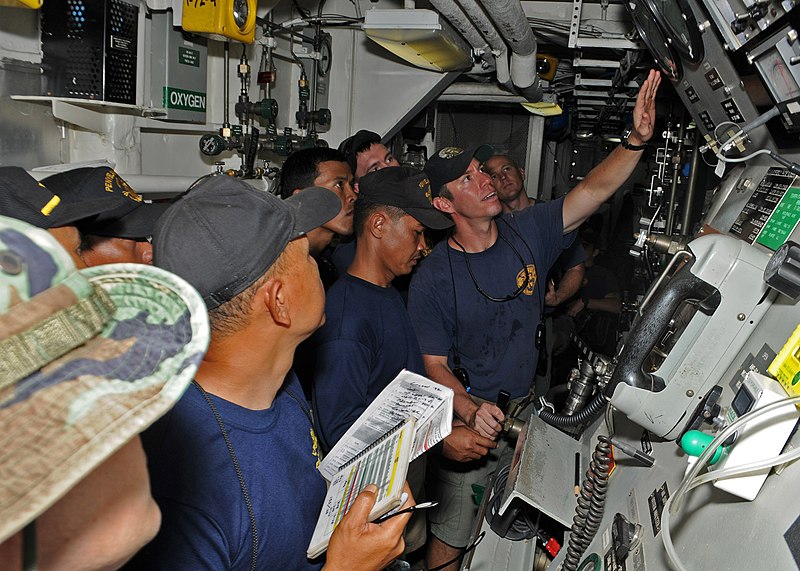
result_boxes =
[318,370,454,481]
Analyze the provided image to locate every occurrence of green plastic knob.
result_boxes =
[680,430,724,465]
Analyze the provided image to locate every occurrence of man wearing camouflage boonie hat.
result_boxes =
[0,215,210,569]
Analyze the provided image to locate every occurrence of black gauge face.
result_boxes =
[625,0,681,81]
[233,0,249,31]
[648,0,704,63]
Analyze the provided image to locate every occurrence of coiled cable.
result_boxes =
[563,435,612,571]
[484,463,540,540]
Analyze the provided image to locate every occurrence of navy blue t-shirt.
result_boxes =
[311,274,425,451]
[544,238,587,315]
[130,373,326,570]
[408,198,573,400]
[330,237,356,276]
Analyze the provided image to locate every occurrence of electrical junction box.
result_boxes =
[41,0,138,104]
[181,0,256,44]
[714,371,799,500]
[150,11,207,123]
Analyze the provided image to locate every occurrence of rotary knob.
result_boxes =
[764,241,800,299]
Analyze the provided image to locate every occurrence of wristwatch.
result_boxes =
[622,127,647,151]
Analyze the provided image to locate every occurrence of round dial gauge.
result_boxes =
[318,35,332,78]
[624,0,681,81]
[755,50,800,103]
[647,0,704,63]
[233,0,249,31]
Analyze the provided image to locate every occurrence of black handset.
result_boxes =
[496,389,511,413]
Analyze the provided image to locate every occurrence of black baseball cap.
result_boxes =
[0,167,122,229]
[154,175,340,310]
[339,130,381,174]
[424,144,494,197]
[358,166,454,230]
[43,167,168,240]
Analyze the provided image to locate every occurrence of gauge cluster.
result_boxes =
[624,0,789,149]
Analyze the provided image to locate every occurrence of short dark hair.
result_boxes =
[353,198,407,237]
[279,147,347,199]
[354,139,378,157]
[207,250,287,336]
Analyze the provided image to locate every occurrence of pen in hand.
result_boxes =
[375,501,439,524]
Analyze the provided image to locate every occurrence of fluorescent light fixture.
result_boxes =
[363,9,473,72]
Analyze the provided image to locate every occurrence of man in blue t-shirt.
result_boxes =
[408,70,660,570]
[129,176,412,570]
[484,153,587,392]
[312,166,453,451]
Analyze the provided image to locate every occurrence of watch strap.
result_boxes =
[622,138,647,151]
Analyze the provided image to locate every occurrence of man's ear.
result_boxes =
[433,196,454,214]
[519,167,526,181]
[260,277,291,328]
[368,211,386,239]
[292,188,302,196]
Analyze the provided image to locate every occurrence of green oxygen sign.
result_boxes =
[163,87,206,112]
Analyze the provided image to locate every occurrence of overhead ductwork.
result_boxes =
[477,0,542,101]
[455,0,511,86]
[426,0,495,71]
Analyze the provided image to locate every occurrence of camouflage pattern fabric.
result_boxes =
[0,215,210,543]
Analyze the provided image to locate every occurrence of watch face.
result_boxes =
[233,0,249,31]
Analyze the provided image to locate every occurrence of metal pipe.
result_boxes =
[456,0,511,85]
[477,0,542,101]
[123,175,206,197]
[665,120,686,235]
[428,0,490,58]
[681,130,703,236]
[223,42,230,128]
[563,360,597,417]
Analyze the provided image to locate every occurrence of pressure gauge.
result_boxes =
[624,0,681,81]
[754,49,800,103]
[233,0,249,31]
[647,0,704,64]
[764,240,800,299]
[318,34,332,78]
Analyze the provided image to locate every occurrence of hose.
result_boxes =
[563,435,612,571]
[537,391,608,427]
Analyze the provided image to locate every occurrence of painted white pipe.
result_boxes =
[477,0,542,101]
